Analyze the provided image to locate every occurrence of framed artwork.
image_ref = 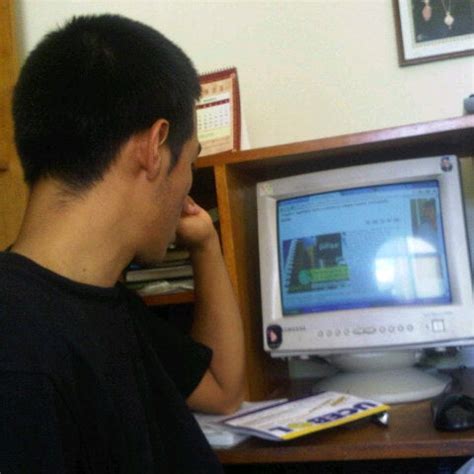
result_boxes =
[197,67,241,157]
[394,0,474,66]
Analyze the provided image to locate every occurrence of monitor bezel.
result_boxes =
[257,156,474,357]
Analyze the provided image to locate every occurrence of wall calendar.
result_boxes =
[197,67,241,157]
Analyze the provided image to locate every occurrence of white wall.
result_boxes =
[15,0,474,149]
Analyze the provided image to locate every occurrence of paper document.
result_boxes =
[194,399,287,448]
[221,391,390,442]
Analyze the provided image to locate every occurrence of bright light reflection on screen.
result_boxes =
[277,180,451,316]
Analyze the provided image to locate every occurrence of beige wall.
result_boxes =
[3,0,472,246]
[16,0,474,149]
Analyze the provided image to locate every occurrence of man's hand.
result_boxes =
[175,196,217,252]
[176,197,245,415]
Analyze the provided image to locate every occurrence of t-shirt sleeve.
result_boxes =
[0,371,79,473]
[144,320,213,398]
[125,290,213,399]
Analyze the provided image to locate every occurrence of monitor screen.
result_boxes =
[277,180,451,316]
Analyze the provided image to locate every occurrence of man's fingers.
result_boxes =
[182,196,199,216]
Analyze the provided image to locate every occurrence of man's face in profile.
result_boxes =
[135,112,200,266]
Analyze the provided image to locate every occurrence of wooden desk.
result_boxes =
[216,369,474,466]
[216,400,474,465]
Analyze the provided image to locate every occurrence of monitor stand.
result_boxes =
[312,350,450,404]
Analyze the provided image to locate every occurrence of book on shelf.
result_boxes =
[135,278,194,296]
[125,264,193,283]
[142,259,190,269]
[124,245,192,284]
[220,391,390,442]
[162,248,190,262]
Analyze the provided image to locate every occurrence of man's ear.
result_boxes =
[144,118,170,181]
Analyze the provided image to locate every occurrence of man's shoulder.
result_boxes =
[0,251,45,286]
[0,253,54,312]
[0,252,78,372]
[0,251,121,310]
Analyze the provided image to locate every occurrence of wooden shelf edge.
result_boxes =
[196,115,474,169]
[142,291,194,306]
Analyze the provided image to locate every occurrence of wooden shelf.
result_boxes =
[0,0,18,171]
[172,116,474,402]
[142,291,194,306]
[197,115,474,171]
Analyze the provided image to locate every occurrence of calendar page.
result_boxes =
[197,68,241,157]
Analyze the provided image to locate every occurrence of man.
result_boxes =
[0,14,244,472]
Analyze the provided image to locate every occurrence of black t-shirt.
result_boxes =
[0,252,224,473]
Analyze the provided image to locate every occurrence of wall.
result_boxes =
[3,1,472,246]
[15,0,474,150]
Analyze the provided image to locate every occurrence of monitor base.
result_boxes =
[312,351,450,404]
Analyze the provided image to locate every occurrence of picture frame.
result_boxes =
[393,0,474,66]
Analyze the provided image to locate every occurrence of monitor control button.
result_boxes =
[432,320,445,332]
[388,326,395,333]
[326,330,333,337]
[397,325,404,332]
[407,324,414,332]
[317,330,324,337]
[335,329,341,336]
[363,327,376,334]
[379,326,386,333]
[352,328,364,335]
[343,329,350,336]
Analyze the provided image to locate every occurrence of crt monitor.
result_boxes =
[256,155,474,403]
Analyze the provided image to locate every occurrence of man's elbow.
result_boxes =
[215,389,245,416]
[186,373,245,415]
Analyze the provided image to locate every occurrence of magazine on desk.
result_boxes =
[221,391,390,442]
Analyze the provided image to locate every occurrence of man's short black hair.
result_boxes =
[13,14,201,190]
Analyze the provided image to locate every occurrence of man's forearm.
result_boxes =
[190,231,245,411]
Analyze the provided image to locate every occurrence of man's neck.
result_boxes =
[12,179,136,288]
